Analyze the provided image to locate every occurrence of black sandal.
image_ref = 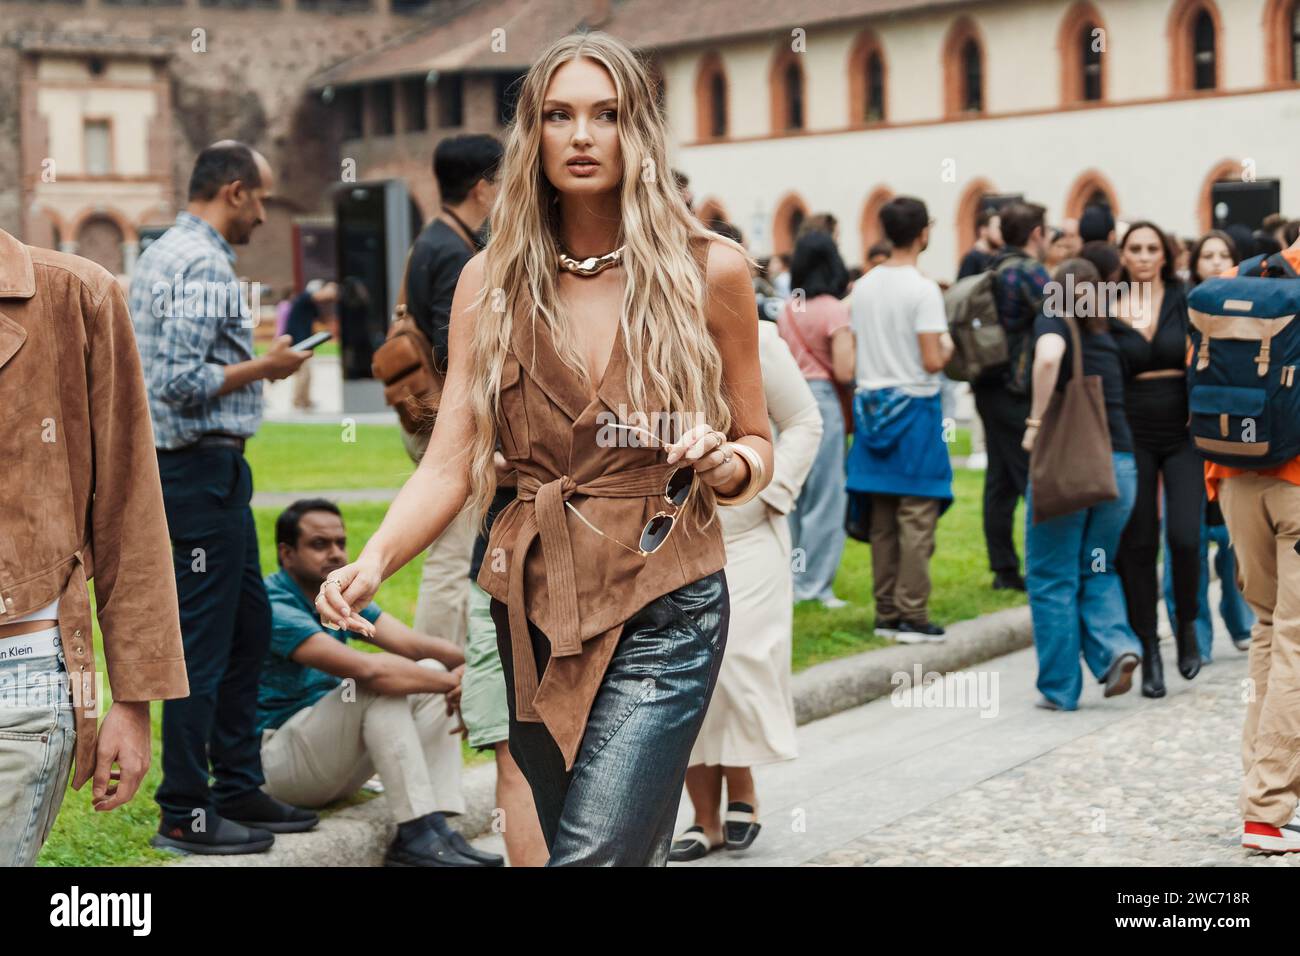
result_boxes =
[724,802,762,851]
[669,825,719,862]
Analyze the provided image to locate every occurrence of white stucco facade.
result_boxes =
[658,0,1300,275]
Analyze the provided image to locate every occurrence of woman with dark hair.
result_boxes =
[1188,230,1236,288]
[1161,229,1254,663]
[776,229,855,606]
[1109,221,1201,697]
[1022,259,1142,710]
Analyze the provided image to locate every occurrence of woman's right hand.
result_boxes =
[314,554,384,637]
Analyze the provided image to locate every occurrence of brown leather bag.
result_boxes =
[371,250,444,437]
[1029,313,1118,523]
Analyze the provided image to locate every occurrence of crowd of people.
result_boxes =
[4,27,1299,867]
[744,191,1300,853]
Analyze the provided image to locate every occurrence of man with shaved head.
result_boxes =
[129,140,317,855]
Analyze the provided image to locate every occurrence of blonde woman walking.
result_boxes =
[316,32,773,866]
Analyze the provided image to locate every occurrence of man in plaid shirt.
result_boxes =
[128,141,317,855]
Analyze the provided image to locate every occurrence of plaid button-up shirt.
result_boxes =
[128,212,262,450]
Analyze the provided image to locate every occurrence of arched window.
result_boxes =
[772,192,809,255]
[961,40,983,111]
[848,29,888,124]
[1059,4,1108,104]
[694,52,728,141]
[1063,170,1120,221]
[867,53,885,120]
[709,73,726,136]
[1193,9,1216,89]
[770,46,806,132]
[943,18,986,116]
[784,62,804,129]
[859,187,894,257]
[1080,25,1103,99]
[1169,1,1221,93]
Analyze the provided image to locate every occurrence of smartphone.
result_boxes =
[291,331,332,351]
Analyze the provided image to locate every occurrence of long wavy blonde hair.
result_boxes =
[462,31,748,533]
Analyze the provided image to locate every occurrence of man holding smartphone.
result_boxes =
[129,141,319,855]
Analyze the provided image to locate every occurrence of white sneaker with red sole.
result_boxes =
[1242,810,1300,853]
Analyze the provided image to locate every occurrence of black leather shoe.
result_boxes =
[1140,634,1166,698]
[1103,652,1140,698]
[444,829,505,867]
[384,823,483,867]
[1175,619,1202,681]
[151,813,274,855]
[216,790,319,834]
[992,570,1027,592]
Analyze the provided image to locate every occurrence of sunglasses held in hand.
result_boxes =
[567,423,696,556]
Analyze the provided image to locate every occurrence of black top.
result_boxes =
[286,291,320,344]
[1033,314,1133,453]
[957,247,994,280]
[406,218,476,370]
[1107,281,1189,377]
[469,486,518,581]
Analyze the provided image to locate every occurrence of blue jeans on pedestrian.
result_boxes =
[0,635,76,866]
[1162,516,1255,663]
[491,570,729,866]
[1026,452,1142,710]
[789,379,847,602]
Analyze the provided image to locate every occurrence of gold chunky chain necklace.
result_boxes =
[557,246,625,276]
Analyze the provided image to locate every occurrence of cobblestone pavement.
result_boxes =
[466,602,1294,868]
[806,645,1298,868]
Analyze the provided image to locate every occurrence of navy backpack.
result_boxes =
[1185,252,1300,469]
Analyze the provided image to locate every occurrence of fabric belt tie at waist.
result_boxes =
[508,464,675,721]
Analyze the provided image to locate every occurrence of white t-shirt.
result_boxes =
[849,264,949,397]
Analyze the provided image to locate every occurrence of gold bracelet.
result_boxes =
[714,443,765,506]
[1024,418,1042,428]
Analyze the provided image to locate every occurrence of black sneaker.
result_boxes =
[216,789,319,834]
[384,821,484,867]
[873,617,900,638]
[992,570,1027,592]
[895,620,946,644]
[1233,634,1252,652]
[150,812,275,855]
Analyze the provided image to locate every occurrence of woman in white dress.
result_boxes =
[671,312,823,860]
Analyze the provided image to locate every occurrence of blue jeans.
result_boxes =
[1026,452,1142,710]
[0,635,76,866]
[491,571,729,866]
[1163,517,1255,662]
[789,379,847,601]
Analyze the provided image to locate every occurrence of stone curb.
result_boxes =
[173,603,1032,866]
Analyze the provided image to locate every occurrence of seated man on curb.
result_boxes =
[256,498,503,867]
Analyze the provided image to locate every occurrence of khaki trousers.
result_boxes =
[1218,473,1300,826]
[401,426,475,649]
[260,659,465,823]
[868,494,940,624]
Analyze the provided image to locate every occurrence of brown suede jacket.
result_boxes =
[0,228,188,789]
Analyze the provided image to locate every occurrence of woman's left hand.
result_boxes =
[1021,424,1039,453]
[666,423,745,493]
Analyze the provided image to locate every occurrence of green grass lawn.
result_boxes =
[245,423,415,492]
[41,422,1020,865]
